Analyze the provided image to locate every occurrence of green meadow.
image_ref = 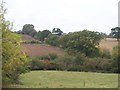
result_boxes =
[9,70,118,88]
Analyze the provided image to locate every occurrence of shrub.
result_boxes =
[100,49,111,58]
[83,58,98,72]
[41,56,50,60]
[98,58,112,72]
[54,55,75,71]
[53,54,86,71]
[48,53,58,60]
[30,59,43,70]
[111,46,120,73]
[73,53,86,65]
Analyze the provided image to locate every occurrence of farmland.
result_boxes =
[21,44,65,57]
[99,38,118,52]
[2,1,119,89]
[9,70,118,88]
[21,35,118,57]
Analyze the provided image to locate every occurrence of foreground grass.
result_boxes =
[10,70,118,88]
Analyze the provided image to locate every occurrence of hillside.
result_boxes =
[21,34,118,57]
[99,38,118,52]
[21,34,65,57]
[21,34,39,42]
[21,44,65,57]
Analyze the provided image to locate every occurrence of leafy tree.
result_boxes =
[22,24,37,37]
[65,30,102,57]
[111,27,120,41]
[59,34,69,49]
[34,30,51,41]
[1,2,29,84]
[45,34,60,46]
[33,31,41,39]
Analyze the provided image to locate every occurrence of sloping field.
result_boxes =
[21,34,37,42]
[21,44,65,57]
[99,38,118,52]
[9,71,118,88]
[21,35,118,57]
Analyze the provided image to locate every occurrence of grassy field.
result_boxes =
[9,70,118,88]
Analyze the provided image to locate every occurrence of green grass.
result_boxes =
[10,70,118,88]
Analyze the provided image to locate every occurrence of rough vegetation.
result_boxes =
[1,3,29,85]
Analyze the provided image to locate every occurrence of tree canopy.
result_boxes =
[34,30,51,41]
[1,2,28,84]
[22,24,37,37]
[111,27,120,41]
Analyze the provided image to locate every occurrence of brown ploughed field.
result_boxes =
[21,44,65,57]
[21,35,118,57]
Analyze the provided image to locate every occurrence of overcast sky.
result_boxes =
[4,0,119,34]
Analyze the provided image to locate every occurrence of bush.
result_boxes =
[48,53,58,60]
[30,56,57,70]
[83,58,98,72]
[111,46,120,73]
[30,59,43,70]
[100,49,111,59]
[41,55,50,60]
[53,54,86,71]
[98,58,112,72]
[73,53,86,65]
[53,55,74,71]
[40,53,58,61]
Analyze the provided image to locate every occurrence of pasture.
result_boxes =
[10,71,118,88]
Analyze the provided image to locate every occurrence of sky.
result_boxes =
[4,0,120,34]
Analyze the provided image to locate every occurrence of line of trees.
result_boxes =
[17,24,63,42]
[45,30,103,57]
[29,45,119,73]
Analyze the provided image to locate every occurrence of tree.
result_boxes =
[45,34,60,46]
[34,30,51,41]
[59,34,69,49]
[22,24,37,37]
[111,27,120,41]
[1,2,29,84]
[65,30,102,57]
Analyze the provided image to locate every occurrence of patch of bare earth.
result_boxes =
[21,44,65,57]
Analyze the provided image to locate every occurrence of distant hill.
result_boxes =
[21,44,65,57]
[21,34,118,57]
[21,34,65,57]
